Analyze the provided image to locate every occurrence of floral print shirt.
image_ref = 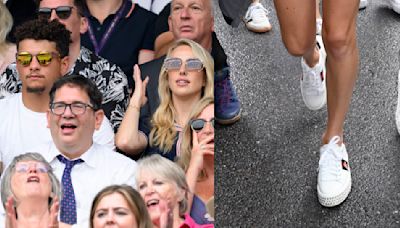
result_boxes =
[0,46,129,132]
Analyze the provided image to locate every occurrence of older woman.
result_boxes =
[136,154,214,228]
[1,153,61,228]
[178,98,214,224]
[90,185,152,228]
[116,38,214,160]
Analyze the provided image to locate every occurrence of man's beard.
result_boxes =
[26,86,45,94]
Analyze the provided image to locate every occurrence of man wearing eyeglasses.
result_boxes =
[0,19,114,172]
[0,0,130,134]
[38,74,136,227]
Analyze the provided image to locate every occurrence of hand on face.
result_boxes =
[158,199,173,228]
[190,129,214,172]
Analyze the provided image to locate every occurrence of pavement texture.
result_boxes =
[214,0,400,227]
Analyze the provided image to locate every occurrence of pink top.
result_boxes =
[180,214,214,228]
[0,44,16,74]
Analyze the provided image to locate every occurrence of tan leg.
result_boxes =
[321,0,359,145]
[273,0,319,67]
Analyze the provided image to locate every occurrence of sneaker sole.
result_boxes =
[245,24,272,33]
[317,177,351,207]
[216,110,241,125]
[242,17,272,33]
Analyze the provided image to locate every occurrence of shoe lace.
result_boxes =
[302,61,324,96]
[319,136,343,181]
[215,77,236,107]
[244,4,269,22]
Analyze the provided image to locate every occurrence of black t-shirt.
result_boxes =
[81,1,157,88]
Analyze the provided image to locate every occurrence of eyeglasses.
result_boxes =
[16,51,60,67]
[190,118,215,132]
[15,162,49,173]
[50,102,95,116]
[163,57,204,72]
[38,6,74,20]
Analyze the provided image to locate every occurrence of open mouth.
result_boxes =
[61,123,77,130]
[146,199,159,209]
[27,176,40,183]
[60,123,77,135]
[176,79,190,86]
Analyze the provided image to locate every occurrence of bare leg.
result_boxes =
[273,0,319,67]
[321,0,359,145]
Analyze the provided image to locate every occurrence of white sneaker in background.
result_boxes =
[243,2,272,33]
[395,69,400,134]
[388,0,400,14]
[317,136,352,207]
[300,35,326,110]
[359,0,368,9]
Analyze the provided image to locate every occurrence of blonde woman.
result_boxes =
[0,2,15,74]
[178,97,214,225]
[116,38,214,161]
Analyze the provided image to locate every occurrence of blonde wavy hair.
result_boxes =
[149,38,214,153]
[177,97,214,180]
[0,2,13,53]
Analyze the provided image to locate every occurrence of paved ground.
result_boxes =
[214,0,400,227]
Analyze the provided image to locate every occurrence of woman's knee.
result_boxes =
[322,30,356,58]
[282,36,314,57]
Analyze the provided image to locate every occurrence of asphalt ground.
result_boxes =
[214,0,400,227]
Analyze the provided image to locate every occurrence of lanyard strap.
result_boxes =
[86,0,128,55]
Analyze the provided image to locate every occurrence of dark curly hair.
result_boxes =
[14,19,71,58]
[49,74,103,111]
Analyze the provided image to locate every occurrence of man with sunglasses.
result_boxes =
[0,0,130,134]
[35,74,136,227]
[0,19,114,173]
[139,0,241,127]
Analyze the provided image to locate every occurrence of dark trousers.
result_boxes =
[218,0,251,27]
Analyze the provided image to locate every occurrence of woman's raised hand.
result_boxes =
[130,64,149,110]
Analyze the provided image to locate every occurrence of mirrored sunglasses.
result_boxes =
[38,6,73,20]
[16,51,60,66]
[190,118,215,132]
[164,57,204,72]
[15,162,49,173]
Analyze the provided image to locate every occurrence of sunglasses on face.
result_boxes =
[16,51,60,67]
[190,118,215,132]
[38,6,74,20]
[163,57,204,72]
[15,162,49,174]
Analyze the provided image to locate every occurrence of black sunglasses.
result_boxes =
[190,118,215,132]
[38,6,74,20]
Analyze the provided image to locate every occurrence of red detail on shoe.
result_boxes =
[341,160,349,171]
[320,71,324,81]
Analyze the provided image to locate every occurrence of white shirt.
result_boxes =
[0,93,115,169]
[39,142,137,227]
[133,0,171,14]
